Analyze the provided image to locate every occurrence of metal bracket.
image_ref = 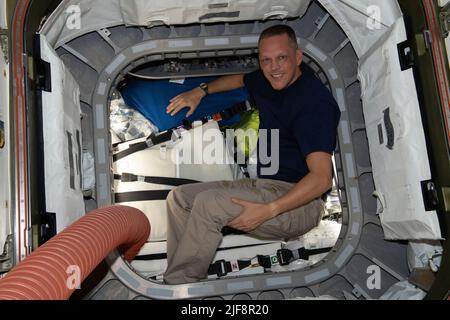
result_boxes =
[97,28,120,54]
[414,30,432,58]
[423,30,433,50]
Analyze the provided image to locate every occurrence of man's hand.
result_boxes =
[227,198,275,233]
[166,87,205,117]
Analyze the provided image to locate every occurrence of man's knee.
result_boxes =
[166,188,177,207]
[167,185,191,210]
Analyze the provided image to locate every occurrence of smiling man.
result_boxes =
[163,25,341,285]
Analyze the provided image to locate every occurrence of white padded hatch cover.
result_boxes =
[359,19,441,240]
[40,35,85,232]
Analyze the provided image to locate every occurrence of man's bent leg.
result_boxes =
[166,181,228,266]
[164,179,325,284]
[164,179,264,284]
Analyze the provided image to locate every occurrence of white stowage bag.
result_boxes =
[82,151,95,193]
[380,281,426,300]
[380,239,442,300]
[297,220,341,252]
[110,96,159,142]
[407,240,443,272]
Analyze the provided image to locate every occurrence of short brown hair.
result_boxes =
[258,25,298,49]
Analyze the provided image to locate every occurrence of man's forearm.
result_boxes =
[268,172,332,218]
[167,74,245,116]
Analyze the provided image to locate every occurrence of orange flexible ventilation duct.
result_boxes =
[0,206,150,300]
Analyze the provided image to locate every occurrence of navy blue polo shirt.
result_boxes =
[244,63,341,183]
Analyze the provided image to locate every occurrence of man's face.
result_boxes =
[259,34,303,91]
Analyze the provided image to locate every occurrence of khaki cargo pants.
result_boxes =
[164,178,325,285]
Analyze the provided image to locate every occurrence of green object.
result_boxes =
[231,109,260,158]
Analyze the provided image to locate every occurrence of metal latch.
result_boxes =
[421,181,450,212]
[421,180,439,211]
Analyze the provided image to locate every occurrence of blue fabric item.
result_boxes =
[121,77,249,131]
[244,63,341,183]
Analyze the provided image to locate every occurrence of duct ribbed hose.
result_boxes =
[0,205,150,300]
